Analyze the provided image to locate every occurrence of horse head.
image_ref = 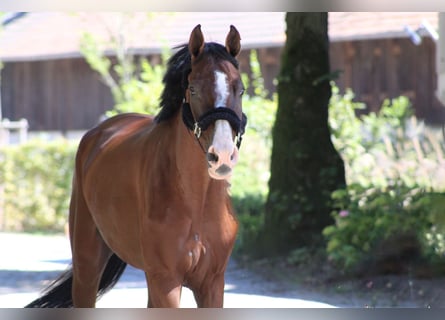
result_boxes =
[184,24,246,180]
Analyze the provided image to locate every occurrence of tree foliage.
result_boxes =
[79,13,168,116]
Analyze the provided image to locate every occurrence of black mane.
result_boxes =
[155,42,239,123]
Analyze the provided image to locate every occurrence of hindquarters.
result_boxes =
[67,114,153,306]
[27,114,153,308]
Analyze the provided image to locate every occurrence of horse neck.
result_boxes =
[171,110,229,213]
[173,111,210,185]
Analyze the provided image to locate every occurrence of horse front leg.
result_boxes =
[192,273,225,308]
[145,272,182,308]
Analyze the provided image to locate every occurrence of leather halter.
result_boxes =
[182,102,247,150]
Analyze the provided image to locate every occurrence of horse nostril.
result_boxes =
[230,146,239,164]
[207,152,219,163]
[215,164,231,176]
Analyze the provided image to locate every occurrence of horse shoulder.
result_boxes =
[77,114,155,169]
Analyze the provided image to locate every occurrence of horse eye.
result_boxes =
[189,86,196,95]
[240,89,245,97]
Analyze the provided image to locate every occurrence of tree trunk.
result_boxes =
[263,13,346,255]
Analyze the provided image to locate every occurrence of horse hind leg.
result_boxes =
[69,179,113,307]
[25,177,120,308]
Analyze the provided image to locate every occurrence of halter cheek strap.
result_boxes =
[182,102,248,149]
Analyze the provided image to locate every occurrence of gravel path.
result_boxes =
[0,232,338,308]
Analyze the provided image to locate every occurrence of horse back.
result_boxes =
[76,113,155,173]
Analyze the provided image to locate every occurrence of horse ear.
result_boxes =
[225,25,241,57]
[189,24,205,58]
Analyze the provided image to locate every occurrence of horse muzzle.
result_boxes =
[206,120,239,180]
[181,102,247,180]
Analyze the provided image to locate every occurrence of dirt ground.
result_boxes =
[238,255,445,308]
[1,232,444,308]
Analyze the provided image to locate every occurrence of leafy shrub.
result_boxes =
[0,139,77,232]
[232,194,266,255]
[230,92,276,198]
[324,86,445,274]
[80,31,167,116]
[323,184,431,271]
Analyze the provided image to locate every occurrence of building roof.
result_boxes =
[0,12,439,61]
[329,12,438,42]
[0,12,286,61]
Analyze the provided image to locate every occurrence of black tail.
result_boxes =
[25,254,127,308]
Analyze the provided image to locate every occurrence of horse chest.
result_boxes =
[183,233,207,271]
[181,218,238,284]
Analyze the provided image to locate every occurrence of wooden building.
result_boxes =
[0,12,443,132]
[329,12,444,124]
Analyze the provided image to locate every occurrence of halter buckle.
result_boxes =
[235,132,243,149]
[193,123,202,139]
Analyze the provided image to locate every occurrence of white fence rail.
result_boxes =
[0,118,29,145]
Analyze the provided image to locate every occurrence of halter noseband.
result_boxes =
[182,101,247,150]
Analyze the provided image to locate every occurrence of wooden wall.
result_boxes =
[1,37,444,132]
[330,37,445,124]
[243,38,445,125]
[1,58,114,131]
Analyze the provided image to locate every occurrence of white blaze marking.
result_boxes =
[214,70,229,108]
[213,120,235,153]
[209,70,238,180]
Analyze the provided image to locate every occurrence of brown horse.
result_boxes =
[25,24,247,308]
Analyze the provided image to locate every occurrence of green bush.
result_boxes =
[324,86,445,274]
[323,184,437,271]
[232,194,265,255]
[230,92,276,198]
[0,139,77,232]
